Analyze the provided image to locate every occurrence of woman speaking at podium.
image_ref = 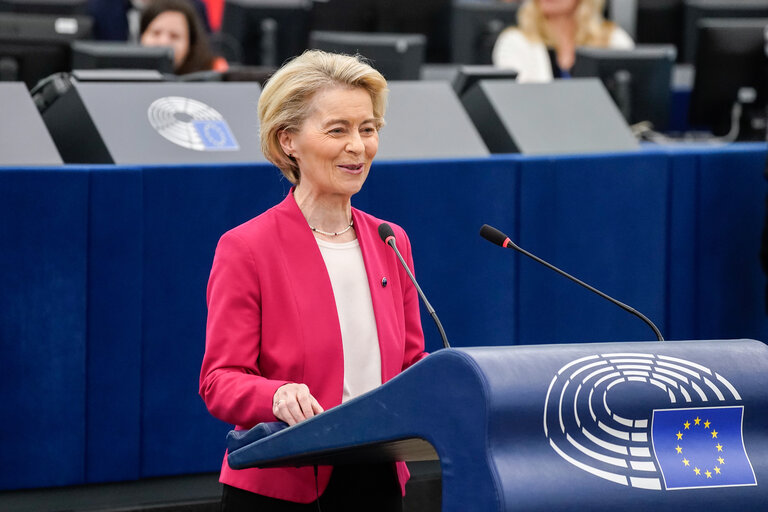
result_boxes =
[199,50,428,511]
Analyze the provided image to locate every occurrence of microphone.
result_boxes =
[378,223,450,349]
[479,224,664,342]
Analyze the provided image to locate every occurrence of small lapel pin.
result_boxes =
[381,277,388,287]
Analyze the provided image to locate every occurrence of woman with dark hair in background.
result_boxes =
[140,0,224,74]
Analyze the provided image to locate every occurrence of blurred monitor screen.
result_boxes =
[571,45,676,131]
[220,0,311,67]
[375,0,453,63]
[682,0,768,62]
[311,0,452,63]
[0,0,87,14]
[0,12,92,88]
[452,65,517,97]
[635,0,684,60]
[309,30,426,81]
[310,0,377,33]
[72,41,174,74]
[451,1,519,64]
[688,18,768,138]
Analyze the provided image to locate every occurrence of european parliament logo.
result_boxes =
[147,96,240,152]
[543,352,757,491]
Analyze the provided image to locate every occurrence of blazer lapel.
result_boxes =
[273,192,345,402]
[353,209,404,383]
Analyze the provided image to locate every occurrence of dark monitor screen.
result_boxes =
[375,0,453,63]
[311,0,452,63]
[635,0,684,60]
[221,0,311,67]
[451,1,519,64]
[0,12,92,88]
[310,0,377,33]
[72,41,174,74]
[688,18,768,138]
[682,0,768,62]
[452,65,517,97]
[309,31,426,81]
[0,0,88,15]
[571,45,676,131]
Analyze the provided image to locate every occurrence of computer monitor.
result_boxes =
[452,65,517,97]
[71,41,174,74]
[635,0,684,60]
[311,0,452,63]
[688,18,768,139]
[310,0,378,33]
[309,31,426,81]
[571,45,676,131]
[0,12,92,88]
[451,1,519,64]
[0,0,88,15]
[220,0,311,67]
[374,0,453,63]
[682,0,768,63]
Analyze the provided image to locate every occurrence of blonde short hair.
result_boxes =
[518,0,615,47]
[257,50,389,184]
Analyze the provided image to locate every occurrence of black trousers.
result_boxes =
[221,463,404,512]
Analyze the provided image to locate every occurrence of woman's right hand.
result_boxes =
[272,383,325,426]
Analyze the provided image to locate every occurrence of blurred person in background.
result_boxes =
[492,0,633,82]
[140,0,226,74]
[88,0,209,41]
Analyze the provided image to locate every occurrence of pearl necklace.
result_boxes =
[309,219,354,237]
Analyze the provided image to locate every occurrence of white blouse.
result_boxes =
[492,26,635,83]
[316,238,382,403]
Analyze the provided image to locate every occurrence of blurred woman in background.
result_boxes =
[493,0,633,82]
[140,0,225,74]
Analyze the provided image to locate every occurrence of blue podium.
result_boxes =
[227,340,768,511]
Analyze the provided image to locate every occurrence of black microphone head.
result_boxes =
[479,224,510,248]
[378,222,395,244]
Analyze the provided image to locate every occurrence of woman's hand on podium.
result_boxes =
[272,383,324,426]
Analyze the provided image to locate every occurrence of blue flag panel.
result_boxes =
[193,120,239,150]
[652,406,757,490]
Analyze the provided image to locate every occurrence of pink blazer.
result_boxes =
[199,190,428,503]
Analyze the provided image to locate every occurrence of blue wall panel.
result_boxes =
[517,153,669,344]
[139,164,287,477]
[664,148,699,340]
[86,167,144,483]
[695,145,768,341]
[0,168,89,488]
[361,157,521,351]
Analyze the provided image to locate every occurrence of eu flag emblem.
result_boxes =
[651,406,756,490]
[193,120,239,150]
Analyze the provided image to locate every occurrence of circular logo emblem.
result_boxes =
[147,96,239,151]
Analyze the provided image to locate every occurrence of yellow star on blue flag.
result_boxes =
[651,406,757,490]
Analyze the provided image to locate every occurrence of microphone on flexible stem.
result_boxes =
[378,223,451,349]
[479,224,664,342]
